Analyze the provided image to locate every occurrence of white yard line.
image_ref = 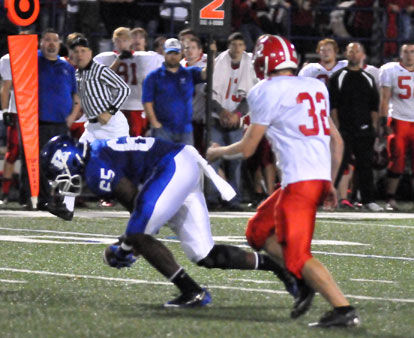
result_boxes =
[312,250,414,262]
[2,209,414,220]
[0,278,27,284]
[318,220,414,229]
[0,267,412,304]
[350,278,395,284]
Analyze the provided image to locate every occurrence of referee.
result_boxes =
[51,37,131,221]
[69,37,131,143]
[329,42,382,212]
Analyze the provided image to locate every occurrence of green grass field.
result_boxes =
[0,209,413,338]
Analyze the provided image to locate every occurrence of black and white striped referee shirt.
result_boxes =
[75,60,131,119]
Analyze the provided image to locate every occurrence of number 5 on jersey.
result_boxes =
[99,168,115,192]
[297,92,330,136]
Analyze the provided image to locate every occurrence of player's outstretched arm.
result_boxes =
[206,123,267,162]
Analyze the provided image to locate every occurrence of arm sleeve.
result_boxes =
[191,66,204,85]
[379,66,391,87]
[370,81,380,111]
[101,67,131,110]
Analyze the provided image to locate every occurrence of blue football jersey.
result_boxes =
[84,136,185,197]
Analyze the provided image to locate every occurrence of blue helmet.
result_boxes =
[41,134,88,196]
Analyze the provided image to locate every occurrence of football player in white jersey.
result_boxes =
[207,35,360,328]
[299,38,348,86]
[379,43,414,211]
[94,27,164,137]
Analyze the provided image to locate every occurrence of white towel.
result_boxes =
[212,50,257,108]
[186,146,236,201]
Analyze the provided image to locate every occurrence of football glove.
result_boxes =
[103,244,136,269]
[119,50,133,60]
[3,112,15,127]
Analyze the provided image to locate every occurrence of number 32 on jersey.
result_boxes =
[297,92,330,136]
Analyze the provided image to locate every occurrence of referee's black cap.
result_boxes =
[70,37,90,50]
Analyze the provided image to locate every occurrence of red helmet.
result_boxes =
[253,35,298,79]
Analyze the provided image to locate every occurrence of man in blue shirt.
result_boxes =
[20,28,81,210]
[142,38,207,145]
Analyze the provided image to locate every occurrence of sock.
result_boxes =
[334,305,354,314]
[169,267,202,294]
[256,253,285,274]
[63,196,75,211]
[2,178,13,194]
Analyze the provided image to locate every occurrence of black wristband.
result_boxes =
[108,106,117,115]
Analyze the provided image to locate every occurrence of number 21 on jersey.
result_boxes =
[297,92,330,136]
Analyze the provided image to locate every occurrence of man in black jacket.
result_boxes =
[329,42,383,211]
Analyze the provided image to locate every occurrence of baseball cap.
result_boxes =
[70,37,90,50]
[164,38,181,53]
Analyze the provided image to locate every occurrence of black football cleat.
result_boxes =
[291,279,315,319]
[47,202,74,221]
[164,288,212,308]
[308,306,361,328]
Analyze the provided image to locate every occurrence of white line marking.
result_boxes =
[0,227,116,237]
[313,250,414,261]
[0,235,116,245]
[350,278,395,284]
[318,220,414,230]
[1,267,412,303]
[0,278,27,284]
[2,209,414,220]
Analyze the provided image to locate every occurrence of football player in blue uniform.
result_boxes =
[41,135,298,307]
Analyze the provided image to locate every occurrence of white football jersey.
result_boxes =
[379,62,414,121]
[0,54,17,113]
[298,60,348,85]
[248,76,332,187]
[94,51,164,110]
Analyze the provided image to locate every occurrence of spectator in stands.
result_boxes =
[39,0,66,36]
[142,38,207,145]
[131,27,148,51]
[99,0,131,38]
[20,28,81,210]
[128,0,162,45]
[180,36,207,154]
[94,27,164,137]
[352,0,375,39]
[207,32,257,210]
[329,42,383,212]
[160,0,191,34]
[232,0,267,52]
[64,0,100,53]
[383,0,414,58]
[153,36,167,55]
[288,0,319,57]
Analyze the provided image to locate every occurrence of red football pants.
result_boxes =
[246,180,331,278]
